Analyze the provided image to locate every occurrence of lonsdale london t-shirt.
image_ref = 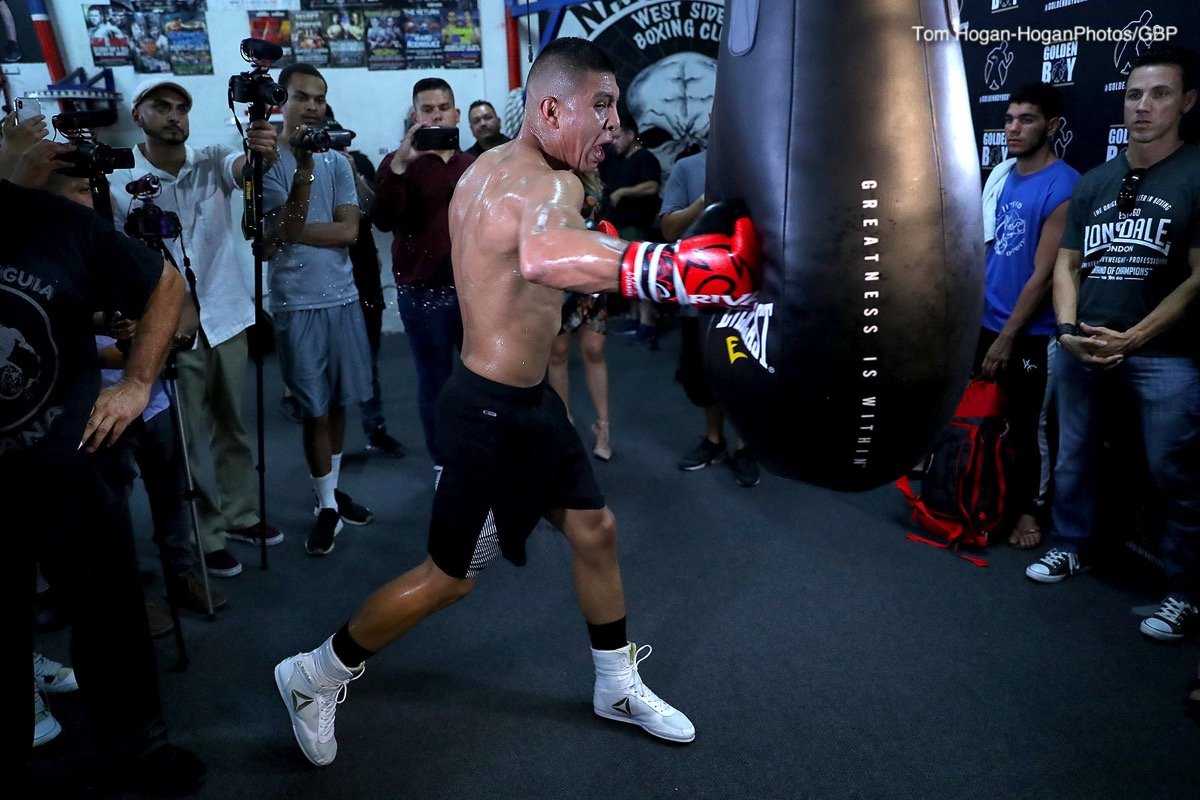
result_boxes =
[1061,145,1200,356]
[0,180,164,463]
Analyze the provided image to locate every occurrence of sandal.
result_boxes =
[1007,514,1042,550]
[592,420,612,461]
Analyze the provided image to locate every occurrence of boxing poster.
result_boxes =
[83,2,133,67]
[441,2,480,69]
[290,8,329,66]
[162,8,212,74]
[404,0,444,69]
[325,7,366,67]
[129,8,172,73]
[958,0,1200,177]
[364,7,405,70]
[557,0,724,181]
[248,9,292,61]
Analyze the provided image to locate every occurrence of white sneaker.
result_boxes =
[33,685,61,747]
[33,652,78,694]
[274,638,363,766]
[592,643,695,743]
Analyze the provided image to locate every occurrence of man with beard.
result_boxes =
[975,82,1079,552]
[111,77,283,586]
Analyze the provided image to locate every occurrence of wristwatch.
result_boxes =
[293,171,314,185]
[1055,322,1078,341]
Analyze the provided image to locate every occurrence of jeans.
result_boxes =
[395,283,463,463]
[1052,350,1200,600]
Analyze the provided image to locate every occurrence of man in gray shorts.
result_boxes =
[265,63,374,557]
[274,38,761,766]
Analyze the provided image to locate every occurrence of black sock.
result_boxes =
[331,622,375,668]
[587,617,628,651]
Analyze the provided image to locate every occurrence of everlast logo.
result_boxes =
[1042,41,1078,85]
[981,130,1008,167]
[1106,126,1128,161]
[714,303,774,372]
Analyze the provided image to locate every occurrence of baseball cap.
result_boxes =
[130,77,192,108]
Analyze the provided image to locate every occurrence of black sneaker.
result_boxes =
[1139,595,1198,642]
[203,549,243,578]
[314,489,374,525]
[306,508,343,556]
[1024,547,1088,583]
[678,437,728,471]
[225,522,284,546]
[731,448,761,488]
[166,571,228,614]
[106,743,206,797]
[366,428,407,458]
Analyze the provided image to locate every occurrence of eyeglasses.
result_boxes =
[1116,168,1146,214]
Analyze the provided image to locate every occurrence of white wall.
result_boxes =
[26,3,529,160]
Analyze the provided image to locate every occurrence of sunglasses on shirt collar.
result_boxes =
[1116,168,1146,214]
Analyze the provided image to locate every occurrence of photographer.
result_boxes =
[372,78,475,478]
[2,132,205,795]
[111,77,283,581]
[264,63,374,558]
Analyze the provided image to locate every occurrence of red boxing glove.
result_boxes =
[619,202,761,307]
[596,219,619,237]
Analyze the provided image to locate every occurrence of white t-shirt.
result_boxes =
[111,144,254,349]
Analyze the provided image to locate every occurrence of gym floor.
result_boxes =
[33,322,1200,799]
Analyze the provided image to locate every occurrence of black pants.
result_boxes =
[973,328,1051,522]
[13,449,167,769]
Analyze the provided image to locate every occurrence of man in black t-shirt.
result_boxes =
[0,135,204,794]
[1026,46,1200,644]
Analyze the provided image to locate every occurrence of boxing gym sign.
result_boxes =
[559,0,722,179]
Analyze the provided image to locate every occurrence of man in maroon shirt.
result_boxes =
[372,78,475,478]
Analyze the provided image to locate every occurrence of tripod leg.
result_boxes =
[164,366,217,621]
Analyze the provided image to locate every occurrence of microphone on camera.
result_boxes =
[126,174,161,197]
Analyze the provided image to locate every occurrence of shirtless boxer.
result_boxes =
[274,36,760,766]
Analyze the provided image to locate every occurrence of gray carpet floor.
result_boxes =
[33,322,1200,799]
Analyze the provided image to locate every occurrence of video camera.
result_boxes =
[124,174,183,244]
[290,121,356,153]
[52,110,134,177]
[228,38,286,121]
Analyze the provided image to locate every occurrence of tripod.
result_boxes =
[90,173,214,670]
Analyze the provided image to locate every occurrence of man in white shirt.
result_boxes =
[111,77,282,583]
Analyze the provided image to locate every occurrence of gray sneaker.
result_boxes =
[33,685,61,747]
[33,652,78,694]
[274,645,363,766]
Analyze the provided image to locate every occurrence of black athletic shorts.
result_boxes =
[428,363,606,579]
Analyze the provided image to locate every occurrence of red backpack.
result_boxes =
[896,379,1012,566]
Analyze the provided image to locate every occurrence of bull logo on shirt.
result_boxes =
[0,285,59,445]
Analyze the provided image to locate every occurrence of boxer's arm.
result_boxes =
[518,176,627,294]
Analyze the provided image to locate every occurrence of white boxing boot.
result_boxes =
[592,642,695,743]
[274,637,364,766]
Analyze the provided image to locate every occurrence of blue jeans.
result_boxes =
[395,283,462,463]
[1052,350,1200,600]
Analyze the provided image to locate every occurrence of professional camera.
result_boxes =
[124,174,183,244]
[290,122,356,153]
[228,37,286,120]
[52,110,134,177]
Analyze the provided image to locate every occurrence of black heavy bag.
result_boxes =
[702,0,984,491]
